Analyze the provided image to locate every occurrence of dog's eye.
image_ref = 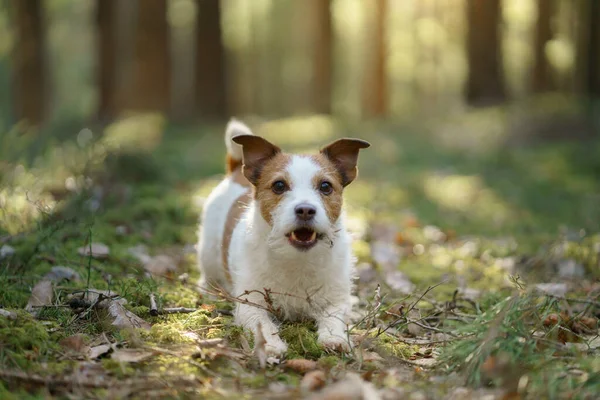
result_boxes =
[319,181,333,195]
[272,180,288,194]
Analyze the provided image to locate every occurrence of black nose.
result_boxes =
[295,203,316,221]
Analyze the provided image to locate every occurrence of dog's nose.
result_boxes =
[295,203,316,221]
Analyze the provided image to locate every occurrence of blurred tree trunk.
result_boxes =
[465,0,506,105]
[97,0,116,121]
[587,0,600,97]
[127,0,170,112]
[196,0,227,119]
[311,0,332,114]
[12,0,45,125]
[532,0,554,93]
[362,0,387,117]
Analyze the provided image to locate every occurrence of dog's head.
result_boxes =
[232,131,369,252]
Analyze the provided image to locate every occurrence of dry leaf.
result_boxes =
[284,359,318,373]
[59,334,90,355]
[300,370,327,392]
[78,243,110,259]
[308,372,381,400]
[25,280,53,312]
[107,301,151,330]
[88,344,112,359]
[111,349,154,363]
[0,309,17,320]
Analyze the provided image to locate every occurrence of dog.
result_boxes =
[197,119,369,356]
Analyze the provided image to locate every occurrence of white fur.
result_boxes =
[224,119,252,160]
[198,121,355,356]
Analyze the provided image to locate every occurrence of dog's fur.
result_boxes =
[197,119,369,355]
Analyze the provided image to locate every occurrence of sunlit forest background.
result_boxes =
[2,0,599,127]
[2,1,600,398]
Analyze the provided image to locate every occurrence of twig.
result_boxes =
[160,307,197,314]
[149,293,158,316]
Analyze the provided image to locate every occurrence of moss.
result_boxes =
[218,324,253,349]
[101,358,136,379]
[280,322,323,360]
[161,284,201,308]
[142,310,223,344]
[318,355,341,370]
[371,332,418,359]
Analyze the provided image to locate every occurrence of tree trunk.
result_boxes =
[311,0,332,114]
[465,0,506,106]
[532,0,554,93]
[97,0,116,121]
[12,0,45,125]
[587,0,600,97]
[127,0,170,112]
[362,0,387,118]
[195,0,227,119]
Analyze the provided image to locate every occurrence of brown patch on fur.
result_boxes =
[230,166,251,187]
[254,153,292,225]
[226,154,242,175]
[310,154,344,222]
[221,190,252,283]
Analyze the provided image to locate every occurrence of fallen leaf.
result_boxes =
[111,349,154,363]
[107,301,151,330]
[308,372,380,400]
[0,309,17,320]
[88,344,112,359]
[25,280,54,312]
[59,334,89,355]
[78,243,110,259]
[300,370,327,392]
[284,359,318,373]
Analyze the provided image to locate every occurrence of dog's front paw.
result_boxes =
[318,333,352,353]
[264,336,288,357]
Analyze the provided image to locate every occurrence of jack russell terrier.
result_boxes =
[197,119,369,356]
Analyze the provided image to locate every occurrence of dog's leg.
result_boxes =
[235,302,288,356]
[316,306,352,352]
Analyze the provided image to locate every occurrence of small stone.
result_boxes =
[0,244,15,259]
[534,283,568,297]
[78,243,110,259]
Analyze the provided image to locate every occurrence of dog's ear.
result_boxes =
[320,138,370,187]
[232,135,281,185]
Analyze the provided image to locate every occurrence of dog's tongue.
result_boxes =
[293,228,315,242]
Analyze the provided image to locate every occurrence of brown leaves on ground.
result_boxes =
[25,280,53,312]
[542,311,599,343]
[107,301,151,330]
[284,359,318,374]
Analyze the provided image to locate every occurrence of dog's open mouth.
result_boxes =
[286,228,320,250]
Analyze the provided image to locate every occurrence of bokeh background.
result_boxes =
[2,0,600,127]
[1,0,600,249]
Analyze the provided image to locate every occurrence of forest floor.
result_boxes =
[1,112,600,399]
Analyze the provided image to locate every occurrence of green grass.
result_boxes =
[1,112,599,398]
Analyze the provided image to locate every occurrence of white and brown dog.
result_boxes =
[197,119,369,356]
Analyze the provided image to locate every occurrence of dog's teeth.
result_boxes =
[291,231,298,241]
[310,231,317,241]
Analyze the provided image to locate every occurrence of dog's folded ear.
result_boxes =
[320,138,370,187]
[232,135,281,185]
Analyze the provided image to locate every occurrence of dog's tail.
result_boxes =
[224,118,253,174]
